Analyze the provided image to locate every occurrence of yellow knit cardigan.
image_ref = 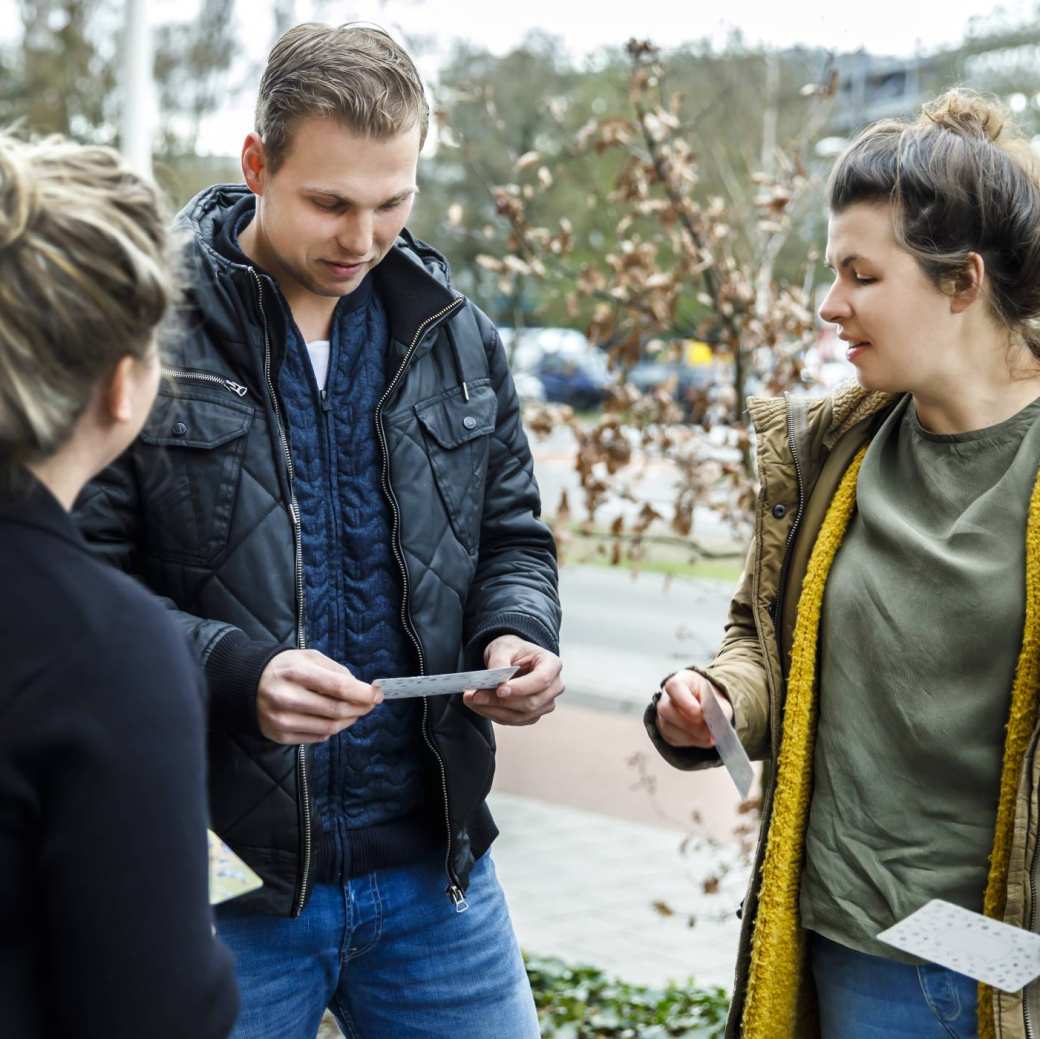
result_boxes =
[740,446,1040,1039]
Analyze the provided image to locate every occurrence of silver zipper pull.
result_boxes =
[225,380,248,397]
[448,885,469,913]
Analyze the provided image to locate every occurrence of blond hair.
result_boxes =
[0,132,173,488]
[256,22,429,172]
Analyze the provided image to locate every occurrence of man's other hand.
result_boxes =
[462,635,564,726]
[257,649,382,744]
[656,670,733,749]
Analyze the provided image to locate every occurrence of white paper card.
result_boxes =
[877,899,1040,993]
[700,684,754,800]
[374,666,519,700]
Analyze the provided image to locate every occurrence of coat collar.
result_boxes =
[177,184,462,362]
[0,471,90,554]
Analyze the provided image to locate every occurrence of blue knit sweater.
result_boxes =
[275,277,435,878]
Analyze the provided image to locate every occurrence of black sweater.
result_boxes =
[0,477,238,1037]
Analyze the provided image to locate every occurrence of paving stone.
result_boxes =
[489,791,749,989]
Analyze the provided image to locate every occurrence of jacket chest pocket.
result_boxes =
[137,394,254,566]
[414,384,497,553]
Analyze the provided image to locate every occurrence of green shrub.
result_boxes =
[525,955,730,1038]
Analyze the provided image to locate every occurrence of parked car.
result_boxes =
[498,326,613,409]
[535,349,611,409]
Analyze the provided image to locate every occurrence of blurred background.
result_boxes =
[8,1,1040,1031]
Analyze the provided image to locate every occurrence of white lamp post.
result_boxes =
[120,0,154,178]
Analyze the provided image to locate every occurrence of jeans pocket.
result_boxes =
[917,963,976,1036]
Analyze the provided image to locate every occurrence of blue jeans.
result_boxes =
[216,852,538,1039]
[811,932,978,1038]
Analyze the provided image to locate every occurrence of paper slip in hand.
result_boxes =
[374,666,519,700]
[208,830,263,905]
[700,684,754,800]
[877,899,1040,992]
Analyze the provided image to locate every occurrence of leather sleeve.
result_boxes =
[461,308,561,667]
[74,460,274,738]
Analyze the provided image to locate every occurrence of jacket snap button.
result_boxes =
[172,422,188,437]
[462,415,478,430]
[771,503,787,519]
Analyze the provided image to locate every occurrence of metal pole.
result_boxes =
[120,0,153,178]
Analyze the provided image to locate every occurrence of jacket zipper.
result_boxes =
[247,269,313,918]
[771,397,807,629]
[373,296,468,910]
[162,365,249,397]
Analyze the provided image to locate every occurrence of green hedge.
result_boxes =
[526,955,730,1038]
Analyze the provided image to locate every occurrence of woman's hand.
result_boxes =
[656,669,734,749]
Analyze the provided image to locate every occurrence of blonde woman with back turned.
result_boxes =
[646,91,1040,1038]
[0,133,238,1037]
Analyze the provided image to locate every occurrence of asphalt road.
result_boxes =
[555,563,735,711]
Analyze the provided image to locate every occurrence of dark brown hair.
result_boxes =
[255,22,429,172]
[828,89,1040,357]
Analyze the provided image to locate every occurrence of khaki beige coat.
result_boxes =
[646,384,1040,1038]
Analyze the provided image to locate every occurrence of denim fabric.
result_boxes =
[215,853,539,1039]
[811,931,979,1038]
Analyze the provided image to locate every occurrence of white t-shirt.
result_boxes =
[306,339,331,391]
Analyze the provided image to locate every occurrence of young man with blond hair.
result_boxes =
[76,22,561,1039]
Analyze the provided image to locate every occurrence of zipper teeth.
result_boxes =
[162,366,249,397]
[782,399,806,559]
[249,269,312,917]
[374,297,465,893]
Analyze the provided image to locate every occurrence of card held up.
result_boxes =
[374,666,519,700]
[877,899,1040,993]
[700,683,754,800]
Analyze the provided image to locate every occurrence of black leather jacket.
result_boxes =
[75,185,561,916]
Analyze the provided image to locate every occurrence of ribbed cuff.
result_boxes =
[463,611,560,670]
[643,690,722,772]
[205,629,286,738]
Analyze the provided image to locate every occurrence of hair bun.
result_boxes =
[0,141,36,251]
[922,89,1006,143]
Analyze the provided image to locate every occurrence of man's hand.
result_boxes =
[257,649,382,744]
[656,669,734,750]
[462,635,564,726]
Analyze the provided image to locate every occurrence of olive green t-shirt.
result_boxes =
[801,393,1040,961]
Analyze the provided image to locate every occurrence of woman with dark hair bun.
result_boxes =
[645,90,1040,1038]
[0,132,238,1037]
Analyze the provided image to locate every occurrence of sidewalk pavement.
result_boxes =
[488,790,750,990]
[484,566,751,992]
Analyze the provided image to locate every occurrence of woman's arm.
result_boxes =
[645,536,772,769]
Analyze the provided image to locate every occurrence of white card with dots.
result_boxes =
[877,899,1040,993]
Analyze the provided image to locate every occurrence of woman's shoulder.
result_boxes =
[746,383,897,456]
[1,523,200,718]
